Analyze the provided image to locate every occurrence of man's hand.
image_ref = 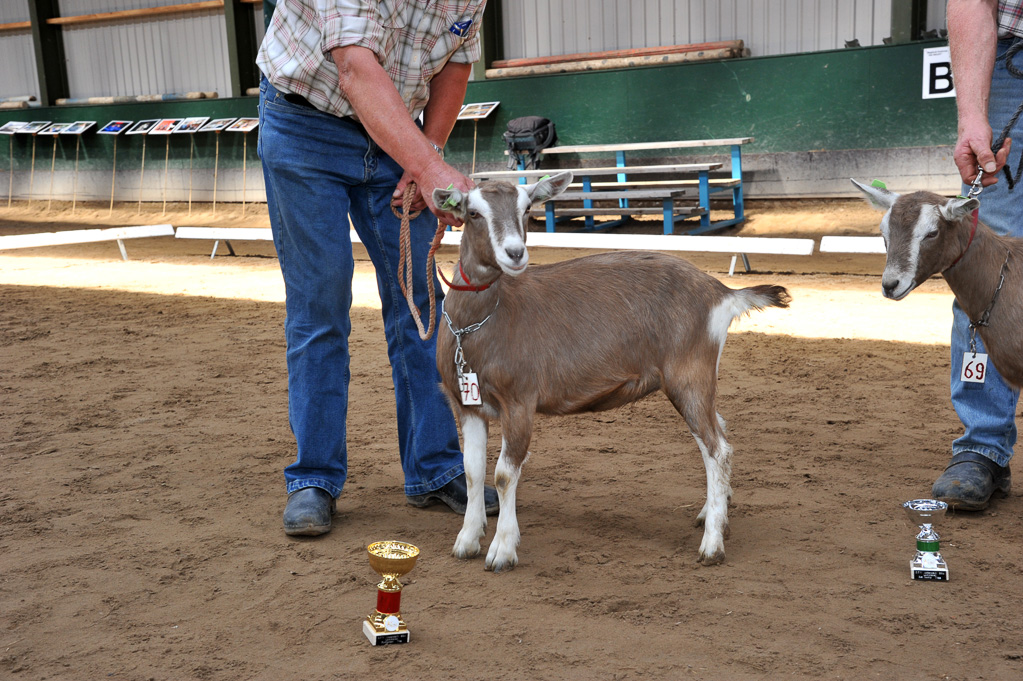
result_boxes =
[392,157,474,227]
[953,119,1012,186]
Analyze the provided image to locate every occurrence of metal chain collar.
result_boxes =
[442,298,499,375]
[968,250,1011,355]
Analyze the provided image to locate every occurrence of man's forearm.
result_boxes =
[948,0,999,133]
[422,62,472,151]
[331,45,444,181]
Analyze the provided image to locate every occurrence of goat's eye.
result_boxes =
[924,229,939,239]
[468,209,479,218]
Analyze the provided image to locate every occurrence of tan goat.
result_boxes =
[433,173,791,572]
[853,179,1023,387]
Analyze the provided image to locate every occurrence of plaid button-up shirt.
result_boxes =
[1000,0,1023,37]
[257,0,487,120]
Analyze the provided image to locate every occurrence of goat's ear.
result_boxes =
[525,171,573,204]
[432,186,466,216]
[939,196,980,222]
[850,178,899,211]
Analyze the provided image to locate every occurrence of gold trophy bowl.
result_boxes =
[364,541,420,645]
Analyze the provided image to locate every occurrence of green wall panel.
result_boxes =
[445,40,957,165]
[0,41,957,176]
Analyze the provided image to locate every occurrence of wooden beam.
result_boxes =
[45,1,224,26]
[0,21,32,33]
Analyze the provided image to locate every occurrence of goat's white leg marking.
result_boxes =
[692,430,732,564]
[485,438,525,572]
[453,413,488,559]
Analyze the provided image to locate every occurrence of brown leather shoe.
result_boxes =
[932,452,1011,511]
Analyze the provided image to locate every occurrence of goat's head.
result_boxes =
[434,172,573,279]
[851,179,979,300]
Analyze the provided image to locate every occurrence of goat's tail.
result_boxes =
[731,284,791,317]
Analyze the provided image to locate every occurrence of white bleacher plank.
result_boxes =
[0,224,174,250]
[175,227,273,241]
[522,232,814,255]
[819,236,886,254]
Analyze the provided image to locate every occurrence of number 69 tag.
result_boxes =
[459,372,482,405]
[961,352,988,384]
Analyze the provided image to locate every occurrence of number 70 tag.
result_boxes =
[961,352,988,384]
[459,372,482,405]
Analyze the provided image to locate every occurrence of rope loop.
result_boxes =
[394,182,446,340]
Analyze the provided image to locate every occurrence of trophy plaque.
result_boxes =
[903,499,949,581]
[364,540,420,645]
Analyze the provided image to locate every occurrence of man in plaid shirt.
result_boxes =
[257,0,497,536]
[931,0,1022,510]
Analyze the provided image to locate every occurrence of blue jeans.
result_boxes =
[257,77,464,498]
[949,38,1023,468]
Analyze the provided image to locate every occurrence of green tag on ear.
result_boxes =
[540,174,551,181]
[440,183,458,210]
[870,179,887,189]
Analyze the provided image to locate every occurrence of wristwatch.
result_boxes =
[429,141,444,160]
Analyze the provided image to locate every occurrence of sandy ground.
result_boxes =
[1,200,1021,680]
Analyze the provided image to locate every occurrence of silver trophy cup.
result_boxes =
[903,499,949,581]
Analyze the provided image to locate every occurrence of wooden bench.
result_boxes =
[490,138,752,235]
[0,224,175,260]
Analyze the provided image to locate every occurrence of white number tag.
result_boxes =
[961,352,988,384]
[459,372,482,405]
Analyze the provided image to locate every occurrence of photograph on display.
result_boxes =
[226,118,259,132]
[0,121,29,135]
[98,120,133,135]
[126,119,159,135]
[39,123,73,136]
[150,118,182,135]
[16,121,53,134]
[457,101,500,120]
[173,117,209,133]
[62,121,96,135]
[199,117,237,132]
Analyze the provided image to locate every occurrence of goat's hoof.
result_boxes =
[484,555,518,572]
[697,549,726,566]
[452,537,482,559]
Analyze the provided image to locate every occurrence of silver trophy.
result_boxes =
[903,499,949,581]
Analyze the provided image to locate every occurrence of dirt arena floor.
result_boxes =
[2,199,1021,680]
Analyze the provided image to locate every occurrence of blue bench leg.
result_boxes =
[545,202,556,232]
[583,176,595,230]
[731,144,745,222]
[662,199,673,235]
[699,172,711,229]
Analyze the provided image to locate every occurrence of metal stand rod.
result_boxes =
[28,135,37,208]
[137,136,147,215]
[72,135,81,214]
[161,136,170,215]
[109,137,118,216]
[241,132,248,216]
[47,137,57,212]
[212,132,220,216]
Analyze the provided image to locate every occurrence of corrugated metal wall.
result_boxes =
[58,0,231,98]
[501,0,949,59]
[0,0,39,100]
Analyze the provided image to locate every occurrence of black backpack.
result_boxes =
[503,116,557,170]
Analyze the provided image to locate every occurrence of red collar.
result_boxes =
[438,261,493,292]
[947,208,979,270]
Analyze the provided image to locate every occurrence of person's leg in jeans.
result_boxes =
[346,145,466,497]
[934,38,1022,509]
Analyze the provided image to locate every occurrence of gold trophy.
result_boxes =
[364,541,420,645]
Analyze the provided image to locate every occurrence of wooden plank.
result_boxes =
[521,232,814,255]
[818,236,887,254]
[175,227,272,241]
[528,206,706,217]
[551,189,693,201]
[0,225,174,250]
[0,21,32,33]
[471,163,723,179]
[541,138,754,155]
[46,1,224,26]
[490,40,744,69]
